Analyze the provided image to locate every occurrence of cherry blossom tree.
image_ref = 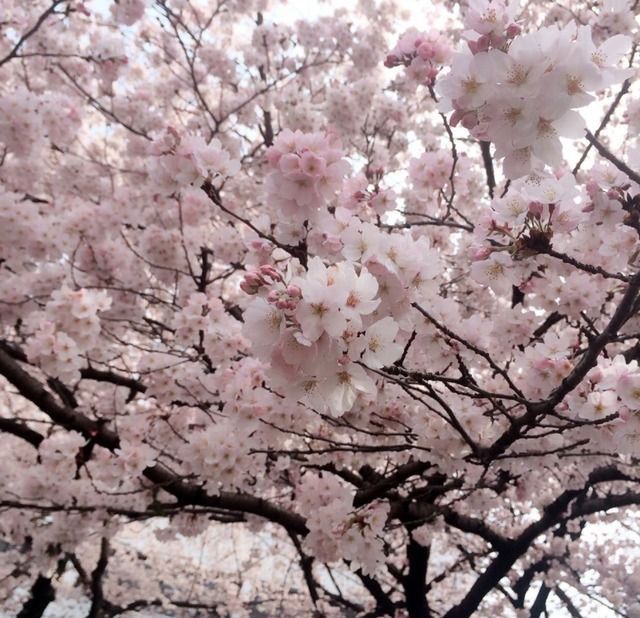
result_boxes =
[1,0,640,616]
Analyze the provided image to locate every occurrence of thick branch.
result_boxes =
[443,466,633,618]
[17,574,55,618]
[0,346,308,535]
[0,417,44,448]
[403,538,430,618]
[0,347,120,451]
[87,537,109,618]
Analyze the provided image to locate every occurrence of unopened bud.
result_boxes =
[417,42,435,60]
[450,110,463,127]
[287,284,302,298]
[489,33,506,48]
[384,54,398,68]
[461,112,478,130]
[259,264,283,282]
[240,271,265,295]
[506,23,521,38]
[528,201,544,216]
[476,35,490,52]
[469,246,492,261]
[585,179,599,197]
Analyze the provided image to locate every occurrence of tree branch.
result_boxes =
[17,574,55,618]
[584,130,640,186]
[0,1,65,67]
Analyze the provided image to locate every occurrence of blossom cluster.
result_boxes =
[110,0,150,25]
[438,11,633,177]
[297,473,388,575]
[566,355,640,455]
[338,171,397,216]
[264,129,351,221]
[384,29,453,86]
[24,287,112,382]
[469,168,638,294]
[173,292,236,364]
[462,0,521,50]
[409,149,454,195]
[149,129,240,195]
[242,257,404,417]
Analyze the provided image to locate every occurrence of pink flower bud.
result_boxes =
[240,277,260,295]
[461,112,478,129]
[417,42,435,60]
[384,54,398,68]
[266,146,282,167]
[250,239,270,251]
[588,367,603,383]
[528,201,544,216]
[267,290,280,303]
[450,110,463,127]
[476,35,490,52]
[520,279,535,293]
[322,234,342,253]
[489,33,506,48]
[469,246,492,261]
[506,23,521,38]
[287,285,302,298]
[259,264,282,282]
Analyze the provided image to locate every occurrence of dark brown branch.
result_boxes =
[542,247,629,282]
[1,338,146,395]
[87,537,109,618]
[403,538,430,618]
[0,345,308,535]
[0,417,44,447]
[355,569,397,617]
[554,585,584,618]
[442,466,633,618]
[288,531,319,607]
[531,312,564,341]
[480,141,495,199]
[441,509,509,551]
[353,461,431,508]
[543,270,640,409]
[17,574,55,618]
[0,346,120,451]
[584,131,640,186]
[529,582,551,618]
[80,367,147,394]
[573,44,637,175]
[480,270,640,462]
